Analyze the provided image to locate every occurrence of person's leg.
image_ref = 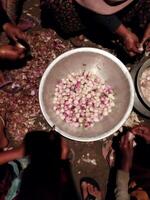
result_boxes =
[0,110,9,149]
[80,177,102,200]
[1,0,24,23]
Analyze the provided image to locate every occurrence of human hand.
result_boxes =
[115,24,140,56]
[3,22,25,42]
[123,31,141,56]
[119,133,134,172]
[131,125,150,143]
[0,44,25,60]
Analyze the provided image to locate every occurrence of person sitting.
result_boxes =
[0,1,28,88]
[1,109,150,200]
[0,1,26,60]
[80,126,150,200]
[15,131,79,200]
[0,112,79,200]
[74,0,150,57]
[80,133,132,200]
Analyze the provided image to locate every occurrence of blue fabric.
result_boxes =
[5,157,29,200]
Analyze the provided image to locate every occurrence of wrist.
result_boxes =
[120,162,131,172]
[115,24,131,40]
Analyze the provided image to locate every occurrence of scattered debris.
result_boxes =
[0,29,72,144]
[124,111,142,127]
[78,153,97,166]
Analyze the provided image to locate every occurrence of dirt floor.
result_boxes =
[0,0,148,198]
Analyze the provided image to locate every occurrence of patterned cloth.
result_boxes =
[0,0,24,23]
[40,0,150,38]
[118,0,150,36]
[40,0,85,37]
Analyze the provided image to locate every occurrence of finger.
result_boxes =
[14,47,25,58]
[10,33,18,42]
[124,134,129,146]
[22,32,28,41]
[16,30,26,40]
[61,137,69,160]
[7,52,19,60]
[132,46,141,54]
[87,183,94,194]
[10,30,25,42]
[133,132,144,138]
[131,125,142,129]
[10,47,25,60]
[132,126,149,134]
[128,51,136,57]
[120,135,125,146]
[17,47,25,55]
[129,139,133,149]
[16,43,26,50]
[131,125,141,133]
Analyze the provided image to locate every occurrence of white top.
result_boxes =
[75,0,133,15]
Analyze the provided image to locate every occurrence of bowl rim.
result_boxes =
[39,47,134,142]
[137,58,150,109]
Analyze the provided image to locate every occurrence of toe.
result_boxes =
[81,181,89,200]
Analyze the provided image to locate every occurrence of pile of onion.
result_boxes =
[53,71,115,128]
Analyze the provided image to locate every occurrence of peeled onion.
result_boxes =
[53,71,115,128]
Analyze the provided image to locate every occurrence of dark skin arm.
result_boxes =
[0,144,25,165]
[119,133,134,172]
[0,6,27,60]
[3,22,26,42]
[0,44,25,60]
[0,136,69,165]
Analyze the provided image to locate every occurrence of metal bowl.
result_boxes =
[39,48,134,142]
[137,58,150,109]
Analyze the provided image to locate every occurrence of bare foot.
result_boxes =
[80,177,102,200]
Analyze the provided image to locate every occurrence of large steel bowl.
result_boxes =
[39,48,134,142]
